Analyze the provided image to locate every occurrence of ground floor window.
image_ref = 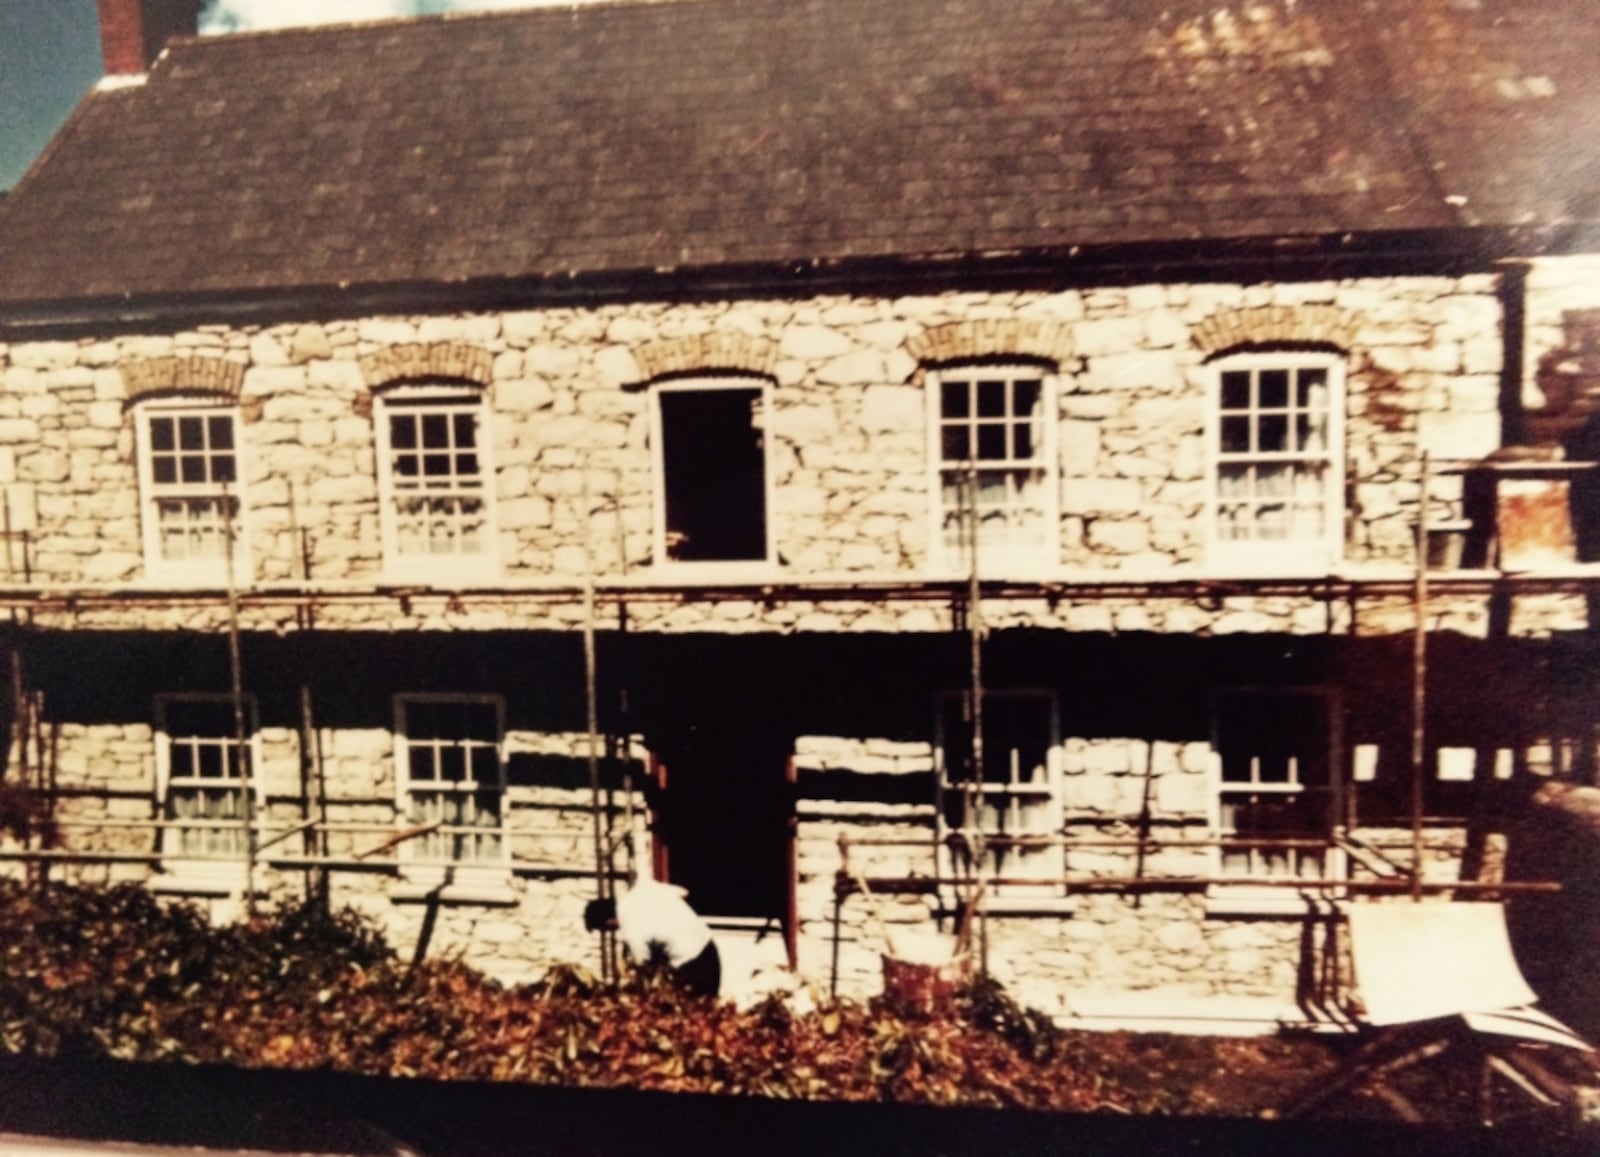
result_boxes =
[1213,688,1337,879]
[395,696,506,865]
[936,690,1061,886]
[155,695,253,878]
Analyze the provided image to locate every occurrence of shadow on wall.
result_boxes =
[1504,780,1600,1039]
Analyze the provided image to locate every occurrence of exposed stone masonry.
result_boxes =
[1,259,1594,1013]
[0,272,1531,634]
[120,355,246,401]
[1190,304,1361,356]
[357,341,496,390]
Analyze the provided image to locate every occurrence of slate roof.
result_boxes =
[0,0,1595,316]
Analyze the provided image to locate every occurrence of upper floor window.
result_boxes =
[394,695,507,868]
[136,403,245,582]
[652,378,771,566]
[375,386,496,574]
[1210,353,1344,569]
[153,694,257,894]
[930,365,1057,569]
[935,690,1062,891]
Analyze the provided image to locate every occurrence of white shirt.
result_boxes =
[613,879,713,969]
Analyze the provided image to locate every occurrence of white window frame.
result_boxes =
[1206,687,1344,914]
[934,689,1064,906]
[134,399,249,586]
[926,364,1059,575]
[649,376,776,575]
[1205,351,1345,574]
[374,384,499,581]
[392,693,512,899]
[152,693,261,896]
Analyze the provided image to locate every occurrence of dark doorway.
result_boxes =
[649,725,794,947]
[658,386,767,562]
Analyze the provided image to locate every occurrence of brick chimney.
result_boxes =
[97,0,202,76]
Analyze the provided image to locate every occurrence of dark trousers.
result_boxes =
[676,940,721,998]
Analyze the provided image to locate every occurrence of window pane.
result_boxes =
[452,412,477,446]
[152,456,177,485]
[1296,368,1328,407]
[976,380,1006,418]
[391,415,418,450]
[208,415,234,451]
[470,745,498,786]
[149,417,176,452]
[941,380,969,419]
[196,743,224,779]
[409,746,437,783]
[180,456,207,484]
[1012,379,1042,421]
[1256,465,1291,497]
[1258,370,1289,409]
[1012,417,1035,461]
[1257,414,1289,452]
[941,427,970,462]
[421,413,450,449]
[178,415,205,450]
[1220,371,1251,411]
[977,424,1006,460]
[1220,416,1251,454]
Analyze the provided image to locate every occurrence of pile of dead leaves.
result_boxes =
[0,881,1337,1114]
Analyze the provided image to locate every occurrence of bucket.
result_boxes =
[881,932,971,1013]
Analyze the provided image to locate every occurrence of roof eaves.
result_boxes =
[5,222,1588,341]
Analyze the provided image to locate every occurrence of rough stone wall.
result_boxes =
[0,274,1506,599]
[0,697,1501,1011]
[2,265,1592,1014]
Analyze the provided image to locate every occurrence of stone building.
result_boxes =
[0,0,1597,1027]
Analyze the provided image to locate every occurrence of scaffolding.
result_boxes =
[0,453,1594,993]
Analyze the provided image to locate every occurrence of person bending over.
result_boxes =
[584,878,721,998]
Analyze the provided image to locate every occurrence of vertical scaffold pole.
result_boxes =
[966,461,988,976]
[224,481,257,918]
[582,472,615,982]
[1411,452,1430,901]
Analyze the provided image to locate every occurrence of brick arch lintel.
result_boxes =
[359,342,496,390]
[1192,305,1359,358]
[627,333,779,387]
[121,356,246,404]
[905,319,1075,375]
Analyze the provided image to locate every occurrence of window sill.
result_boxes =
[1201,549,1339,581]
[139,566,245,590]
[925,557,1060,582]
[982,895,1078,916]
[381,558,503,586]
[938,892,1077,917]
[647,560,780,583]
[148,867,255,897]
[389,870,518,907]
[1204,887,1343,918]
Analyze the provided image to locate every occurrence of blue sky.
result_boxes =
[0,0,592,191]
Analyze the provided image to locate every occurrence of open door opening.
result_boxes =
[649,725,796,968]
